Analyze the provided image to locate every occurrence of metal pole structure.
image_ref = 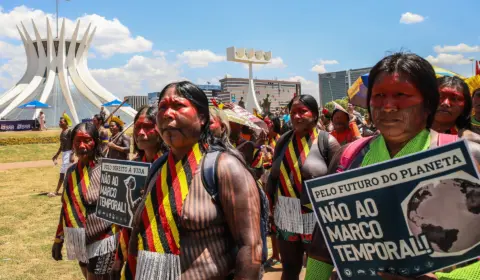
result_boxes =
[328,80,334,101]
[471,59,475,77]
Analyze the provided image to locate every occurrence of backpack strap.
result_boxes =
[201,150,222,203]
[317,130,330,163]
[337,136,374,173]
[437,133,459,146]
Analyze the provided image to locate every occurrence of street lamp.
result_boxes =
[470,57,476,77]
[226,46,272,113]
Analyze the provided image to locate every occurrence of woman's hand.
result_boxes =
[51,242,63,261]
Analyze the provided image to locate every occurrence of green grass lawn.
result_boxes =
[0,143,59,163]
[0,167,83,280]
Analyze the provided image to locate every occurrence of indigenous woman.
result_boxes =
[267,94,341,280]
[471,89,480,135]
[209,106,232,143]
[432,76,472,136]
[329,103,362,145]
[128,81,262,279]
[111,105,166,280]
[52,122,117,279]
[305,53,480,280]
[262,113,282,267]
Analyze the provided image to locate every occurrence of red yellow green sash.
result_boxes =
[251,148,264,169]
[63,162,93,229]
[278,128,318,198]
[135,143,202,279]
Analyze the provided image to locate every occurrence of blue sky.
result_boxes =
[0,0,479,100]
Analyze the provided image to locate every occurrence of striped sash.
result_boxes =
[274,128,318,235]
[251,148,264,169]
[135,143,203,279]
[278,128,318,198]
[62,161,94,263]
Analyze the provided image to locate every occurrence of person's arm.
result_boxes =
[217,153,262,279]
[349,120,362,140]
[326,134,341,166]
[53,135,63,161]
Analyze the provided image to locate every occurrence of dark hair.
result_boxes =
[110,120,123,132]
[93,114,104,124]
[70,122,102,162]
[437,76,472,130]
[158,81,210,152]
[133,105,166,157]
[280,120,293,135]
[267,113,281,134]
[287,94,320,122]
[367,53,439,128]
[158,81,251,170]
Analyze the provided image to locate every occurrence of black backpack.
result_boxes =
[145,150,269,264]
[201,150,270,266]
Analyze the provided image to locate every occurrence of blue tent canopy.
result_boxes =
[18,99,51,109]
[102,99,131,107]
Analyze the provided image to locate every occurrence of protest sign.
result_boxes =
[96,158,150,228]
[305,140,480,279]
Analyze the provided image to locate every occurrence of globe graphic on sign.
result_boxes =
[406,178,480,254]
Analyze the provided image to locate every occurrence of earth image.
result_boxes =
[406,178,480,254]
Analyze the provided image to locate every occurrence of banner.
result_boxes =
[96,158,150,228]
[305,140,480,279]
[0,120,35,131]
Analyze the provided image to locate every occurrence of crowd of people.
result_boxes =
[49,52,480,279]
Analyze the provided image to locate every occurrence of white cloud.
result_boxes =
[310,59,339,73]
[425,53,471,65]
[311,64,327,74]
[400,12,425,24]
[319,59,339,65]
[434,43,480,53]
[0,5,152,57]
[0,40,24,59]
[285,76,319,102]
[90,54,184,98]
[177,50,225,68]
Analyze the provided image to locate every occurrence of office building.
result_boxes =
[125,95,148,111]
[318,67,371,106]
[197,84,231,106]
[219,78,301,113]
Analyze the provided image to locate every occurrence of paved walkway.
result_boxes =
[0,159,58,171]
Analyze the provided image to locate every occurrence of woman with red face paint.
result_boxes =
[304,53,480,280]
[330,104,362,145]
[111,105,166,280]
[471,89,480,135]
[128,81,262,279]
[432,76,473,136]
[266,94,341,280]
[52,122,117,280]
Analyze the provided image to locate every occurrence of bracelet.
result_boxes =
[54,237,64,243]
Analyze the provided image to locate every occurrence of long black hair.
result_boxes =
[287,94,320,123]
[70,122,102,162]
[367,53,439,128]
[158,81,210,152]
[133,105,167,158]
[158,81,251,168]
[267,113,282,134]
[437,76,472,130]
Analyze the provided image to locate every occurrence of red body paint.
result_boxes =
[438,87,465,107]
[370,74,424,109]
[73,131,95,162]
[134,115,157,138]
[157,88,203,149]
[290,100,315,134]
